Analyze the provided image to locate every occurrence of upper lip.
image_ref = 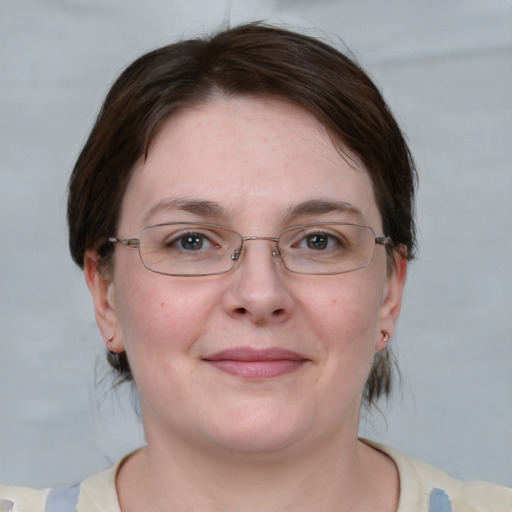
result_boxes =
[203,347,308,362]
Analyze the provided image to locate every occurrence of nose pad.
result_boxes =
[231,237,282,267]
[272,246,283,265]
[230,248,242,262]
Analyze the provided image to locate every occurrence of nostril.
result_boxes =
[235,307,247,314]
[272,308,285,316]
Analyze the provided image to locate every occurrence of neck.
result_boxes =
[117,427,398,512]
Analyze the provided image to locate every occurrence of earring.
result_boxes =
[107,334,117,355]
[381,330,390,344]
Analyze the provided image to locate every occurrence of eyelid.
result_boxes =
[283,225,342,243]
[163,227,222,241]
[281,223,350,236]
[151,225,236,252]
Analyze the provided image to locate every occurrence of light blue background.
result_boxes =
[1,0,511,488]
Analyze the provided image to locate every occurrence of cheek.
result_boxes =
[113,272,219,371]
[302,271,384,343]
[300,273,385,389]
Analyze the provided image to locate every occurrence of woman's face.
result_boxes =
[86,96,406,455]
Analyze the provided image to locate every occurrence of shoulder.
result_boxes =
[362,439,512,512]
[403,455,512,512]
[0,457,123,512]
[0,486,48,511]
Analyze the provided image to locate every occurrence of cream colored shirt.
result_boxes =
[1,442,511,511]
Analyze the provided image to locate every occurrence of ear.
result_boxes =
[375,251,408,352]
[84,250,125,354]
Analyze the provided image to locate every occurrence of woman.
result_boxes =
[1,22,510,512]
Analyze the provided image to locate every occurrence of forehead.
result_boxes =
[119,96,382,232]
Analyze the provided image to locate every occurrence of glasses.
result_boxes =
[109,222,392,277]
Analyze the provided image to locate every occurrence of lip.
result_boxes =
[203,347,309,379]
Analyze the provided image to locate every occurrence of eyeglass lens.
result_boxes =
[136,223,380,276]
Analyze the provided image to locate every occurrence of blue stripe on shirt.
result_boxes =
[45,485,80,512]
[429,488,452,512]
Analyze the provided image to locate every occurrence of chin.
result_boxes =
[208,428,305,456]
[200,400,315,455]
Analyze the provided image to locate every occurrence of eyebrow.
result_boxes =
[284,199,366,223]
[142,197,365,226]
[142,198,228,225]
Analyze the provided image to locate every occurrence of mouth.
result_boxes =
[203,347,309,379]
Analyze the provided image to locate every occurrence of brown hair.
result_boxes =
[68,22,417,405]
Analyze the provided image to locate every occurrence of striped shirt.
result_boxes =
[1,442,511,511]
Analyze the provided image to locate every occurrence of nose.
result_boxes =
[223,238,295,324]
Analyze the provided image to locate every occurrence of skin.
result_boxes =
[85,96,407,512]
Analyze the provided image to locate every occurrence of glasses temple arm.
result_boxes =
[109,237,140,248]
[375,236,393,247]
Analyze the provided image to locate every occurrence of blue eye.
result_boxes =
[305,233,330,250]
[162,231,219,252]
[300,232,342,251]
[179,234,204,251]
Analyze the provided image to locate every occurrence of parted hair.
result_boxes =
[68,22,417,406]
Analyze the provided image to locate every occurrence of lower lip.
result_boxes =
[206,359,307,378]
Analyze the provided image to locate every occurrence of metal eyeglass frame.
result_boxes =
[108,222,393,277]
